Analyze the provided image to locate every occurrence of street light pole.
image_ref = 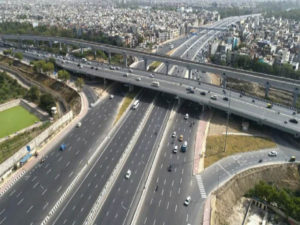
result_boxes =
[223,87,232,152]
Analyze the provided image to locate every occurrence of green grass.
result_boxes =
[0,122,49,164]
[0,105,40,138]
[113,90,138,125]
[205,135,276,168]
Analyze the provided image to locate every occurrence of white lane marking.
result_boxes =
[175,204,177,212]
[144,217,147,224]
[26,205,33,214]
[0,209,5,216]
[43,202,49,210]
[0,217,6,224]
[166,201,169,210]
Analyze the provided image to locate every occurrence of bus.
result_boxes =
[132,100,139,110]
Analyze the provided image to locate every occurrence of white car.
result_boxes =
[184,196,191,206]
[172,131,176,138]
[184,114,189,120]
[136,77,141,81]
[210,95,217,100]
[109,95,114,99]
[76,122,82,128]
[268,151,278,157]
[173,145,178,153]
[125,169,131,179]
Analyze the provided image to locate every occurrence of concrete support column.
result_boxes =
[124,54,128,67]
[103,78,107,87]
[129,84,134,92]
[221,75,227,89]
[265,82,270,99]
[293,88,299,108]
[49,41,53,48]
[80,47,83,55]
[144,58,148,71]
[166,62,169,75]
[188,68,192,79]
[18,39,22,48]
[59,42,62,51]
[108,52,111,64]
[34,40,38,48]
[94,50,97,60]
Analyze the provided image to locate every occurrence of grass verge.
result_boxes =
[113,90,138,125]
[0,105,40,138]
[204,135,276,168]
[0,122,50,164]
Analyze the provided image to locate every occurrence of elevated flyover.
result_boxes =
[1,34,300,106]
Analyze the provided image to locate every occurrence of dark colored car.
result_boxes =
[289,118,298,124]
[168,165,173,172]
[223,97,229,101]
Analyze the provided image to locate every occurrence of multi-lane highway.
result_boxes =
[0,84,126,225]
[135,101,203,225]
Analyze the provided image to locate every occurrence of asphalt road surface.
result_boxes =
[136,101,202,225]
[93,94,172,225]
[0,84,125,225]
[50,89,154,225]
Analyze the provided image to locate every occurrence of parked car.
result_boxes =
[268,151,277,157]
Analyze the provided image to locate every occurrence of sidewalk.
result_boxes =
[193,110,212,175]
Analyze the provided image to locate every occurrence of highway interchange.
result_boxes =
[0,15,299,225]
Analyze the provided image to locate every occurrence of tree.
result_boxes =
[26,86,40,102]
[33,60,46,73]
[58,70,70,83]
[42,62,54,75]
[3,49,12,55]
[39,93,55,113]
[14,52,23,61]
[75,77,84,91]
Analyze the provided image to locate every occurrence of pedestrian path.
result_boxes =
[196,175,207,199]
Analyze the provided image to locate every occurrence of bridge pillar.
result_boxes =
[59,42,62,51]
[293,87,299,108]
[18,39,22,48]
[265,82,270,99]
[103,78,107,87]
[166,62,169,75]
[124,54,128,67]
[221,74,227,89]
[144,58,148,71]
[108,52,111,64]
[49,41,53,48]
[94,50,97,60]
[188,68,192,79]
[129,84,134,92]
[80,47,83,55]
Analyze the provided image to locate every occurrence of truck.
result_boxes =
[132,100,139,110]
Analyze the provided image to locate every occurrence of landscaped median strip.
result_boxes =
[83,97,156,225]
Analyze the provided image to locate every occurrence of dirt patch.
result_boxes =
[207,110,267,137]
[208,73,221,86]
[210,163,300,225]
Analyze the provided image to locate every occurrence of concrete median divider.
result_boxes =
[83,96,156,225]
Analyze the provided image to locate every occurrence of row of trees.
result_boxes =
[264,8,300,21]
[0,22,124,47]
[211,54,300,80]
[26,86,56,114]
[246,181,300,220]
[3,50,23,61]
[0,72,27,104]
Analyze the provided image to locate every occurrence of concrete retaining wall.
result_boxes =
[19,99,48,121]
[0,99,20,112]
[0,111,73,178]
